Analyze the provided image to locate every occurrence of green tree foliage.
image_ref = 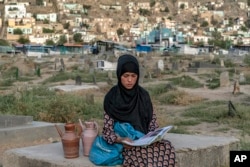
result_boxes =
[211,30,222,40]
[180,4,185,10]
[43,19,49,24]
[117,28,124,36]
[211,18,218,26]
[45,39,55,46]
[13,28,23,35]
[57,35,67,45]
[240,26,248,32]
[73,33,83,43]
[164,6,169,13]
[139,8,151,16]
[150,0,156,7]
[63,22,70,29]
[17,36,30,44]
[200,21,209,27]
[83,5,91,10]
[43,28,54,33]
[0,39,10,46]
[36,0,43,6]
[243,54,250,67]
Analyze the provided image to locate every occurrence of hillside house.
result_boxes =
[36,13,57,23]
[61,3,83,14]
[95,60,117,71]
[136,2,150,10]
[5,3,26,19]
[99,4,122,11]
[6,17,34,41]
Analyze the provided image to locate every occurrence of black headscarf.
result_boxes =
[104,54,153,134]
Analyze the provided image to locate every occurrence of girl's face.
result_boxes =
[121,72,138,89]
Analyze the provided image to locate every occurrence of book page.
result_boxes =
[122,125,173,146]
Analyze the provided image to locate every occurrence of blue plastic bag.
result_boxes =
[89,135,123,166]
[89,122,144,166]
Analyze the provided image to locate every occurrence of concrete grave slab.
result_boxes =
[2,133,239,167]
[0,115,33,128]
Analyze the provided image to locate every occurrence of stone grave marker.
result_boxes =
[172,62,179,71]
[220,59,224,67]
[108,71,112,79]
[75,76,82,85]
[239,72,246,83]
[139,66,146,83]
[157,59,164,71]
[60,58,65,71]
[220,71,230,87]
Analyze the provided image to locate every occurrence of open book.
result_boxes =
[121,125,173,146]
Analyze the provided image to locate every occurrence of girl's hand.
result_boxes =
[121,137,133,149]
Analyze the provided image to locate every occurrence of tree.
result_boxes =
[240,26,248,32]
[243,54,250,67]
[63,22,70,29]
[164,6,169,13]
[36,0,43,6]
[45,39,55,46]
[17,36,30,44]
[139,8,151,16]
[57,35,67,45]
[211,16,218,26]
[13,28,23,35]
[73,33,83,43]
[200,21,209,27]
[43,19,49,24]
[180,4,185,10]
[150,0,156,7]
[211,30,222,40]
[0,39,10,46]
[117,28,124,36]
[43,28,54,33]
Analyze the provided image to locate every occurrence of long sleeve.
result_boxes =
[102,112,118,144]
[102,111,159,144]
[148,113,159,132]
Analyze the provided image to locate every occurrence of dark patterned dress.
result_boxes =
[102,112,176,167]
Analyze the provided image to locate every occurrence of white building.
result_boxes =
[95,60,117,71]
[36,13,57,23]
[5,4,26,19]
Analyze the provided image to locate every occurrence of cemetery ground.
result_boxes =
[1,53,250,164]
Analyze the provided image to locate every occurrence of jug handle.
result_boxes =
[55,124,63,138]
[79,119,84,130]
[76,123,82,137]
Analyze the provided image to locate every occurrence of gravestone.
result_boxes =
[60,58,65,71]
[239,73,246,83]
[220,59,224,67]
[172,62,179,71]
[157,59,164,71]
[139,66,146,83]
[89,67,94,74]
[75,76,82,85]
[220,71,230,87]
[0,115,33,128]
[108,71,112,79]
